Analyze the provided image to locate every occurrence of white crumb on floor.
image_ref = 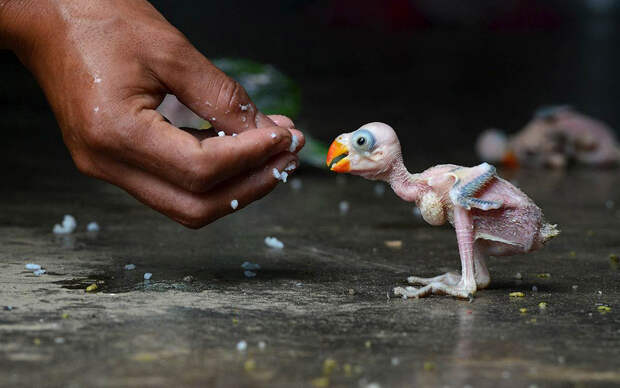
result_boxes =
[124,264,136,270]
[258,341,266,350]
[374,183,385,196]
[86,222,100,232]
[143,272,152,280]
[25,263,41,271]
[93,77,102,83]
[244,270,256,278]
[236,340,247,352]
[264,236,284,249]
[289,134,299,152]
[33,269,46,276]
[339,201,350,215]
[218,131,225,137]
[230,199,238,210]
[290,178,302,190]
[241,261,261,270]
[53,215,77,234]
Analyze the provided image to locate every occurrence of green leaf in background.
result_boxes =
[213,58,327,168]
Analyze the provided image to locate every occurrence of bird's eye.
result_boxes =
[351,129,375,152]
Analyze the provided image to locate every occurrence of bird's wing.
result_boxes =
[447,163,503,211]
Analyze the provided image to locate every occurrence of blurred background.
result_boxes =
[1,0,619,172]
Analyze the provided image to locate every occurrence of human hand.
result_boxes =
[1,0,304,227]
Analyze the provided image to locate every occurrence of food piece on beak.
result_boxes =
[326,137,350,172]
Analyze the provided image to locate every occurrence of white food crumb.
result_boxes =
[205,100,212,107]
[33,269,46,276]
[391,357,400,366]
[366,383,381,388]
[236,340,247,352]
[211,117,216,121]
[86,222,100,232]
[144,272,152,280]
[272,168,288,183]
[289,134,299,152]
[232,133,238,137]
[230,199,238,210]
[241,116,247,122]
[239,103,250,111]
[53,215,77,234]
[93,106,99,113]
[290,178,302,190]
[244,270,256,278]
[124,264,136,270]
[339,201,350,215]
[270,132,277,139]
[284,162,296,172]
[217,131,225,137]
[93,77,102,83]
[374,183,385,197]
[258,341,266,350]
[264,236,284,249]
[25,263,41,271]
[54,337,65,344]
[241,261,261,270]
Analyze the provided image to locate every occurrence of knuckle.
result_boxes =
[215,77,250,113]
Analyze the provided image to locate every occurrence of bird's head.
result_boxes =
[326,122,402,180]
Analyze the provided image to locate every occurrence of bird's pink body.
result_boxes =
[326,122,559,299]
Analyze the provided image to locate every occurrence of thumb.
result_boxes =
[150,41,274,133]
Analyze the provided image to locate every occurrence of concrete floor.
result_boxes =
[1,164,619,388]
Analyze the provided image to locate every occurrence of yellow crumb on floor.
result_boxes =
[85,284,98,292]
[384,240,403,249]
[509,292,525,297]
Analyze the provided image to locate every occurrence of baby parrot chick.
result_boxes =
[326,122,559,299]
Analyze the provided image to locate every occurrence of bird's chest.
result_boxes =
[417,189,452,226]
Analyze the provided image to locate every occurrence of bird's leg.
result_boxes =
[474,249,490,289]
[405,242,490,289]
[395,206,477,299]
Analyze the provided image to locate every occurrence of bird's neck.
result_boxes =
[387,154,420,202]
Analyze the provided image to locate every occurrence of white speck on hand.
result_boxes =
[230,199,238,210]
[264,236,284,249]
[270,132,277,139]
[53,215,77,234]
[86,222,100,232]
[239,103,250,111]
[94,106,99,113]
[236,340,247,352]
[211,117,216,122]
[93,76,102,83]
[241,116,247,122]
[143,272,152,280]
[284,162,296,172]
[280,171,288,183]
[232,133,238,137]
[289,134,299,152]
[272,168,281,180]
[218,131,225,137]
[339,201,350,215]
[205,100,212,107]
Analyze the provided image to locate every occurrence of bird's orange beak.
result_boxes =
[326,138,350,172]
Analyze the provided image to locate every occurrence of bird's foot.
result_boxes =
[407,272,461,286]
[408,271,490,289]
[394,280,476,299]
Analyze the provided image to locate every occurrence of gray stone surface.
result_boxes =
[1,167,619,388]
